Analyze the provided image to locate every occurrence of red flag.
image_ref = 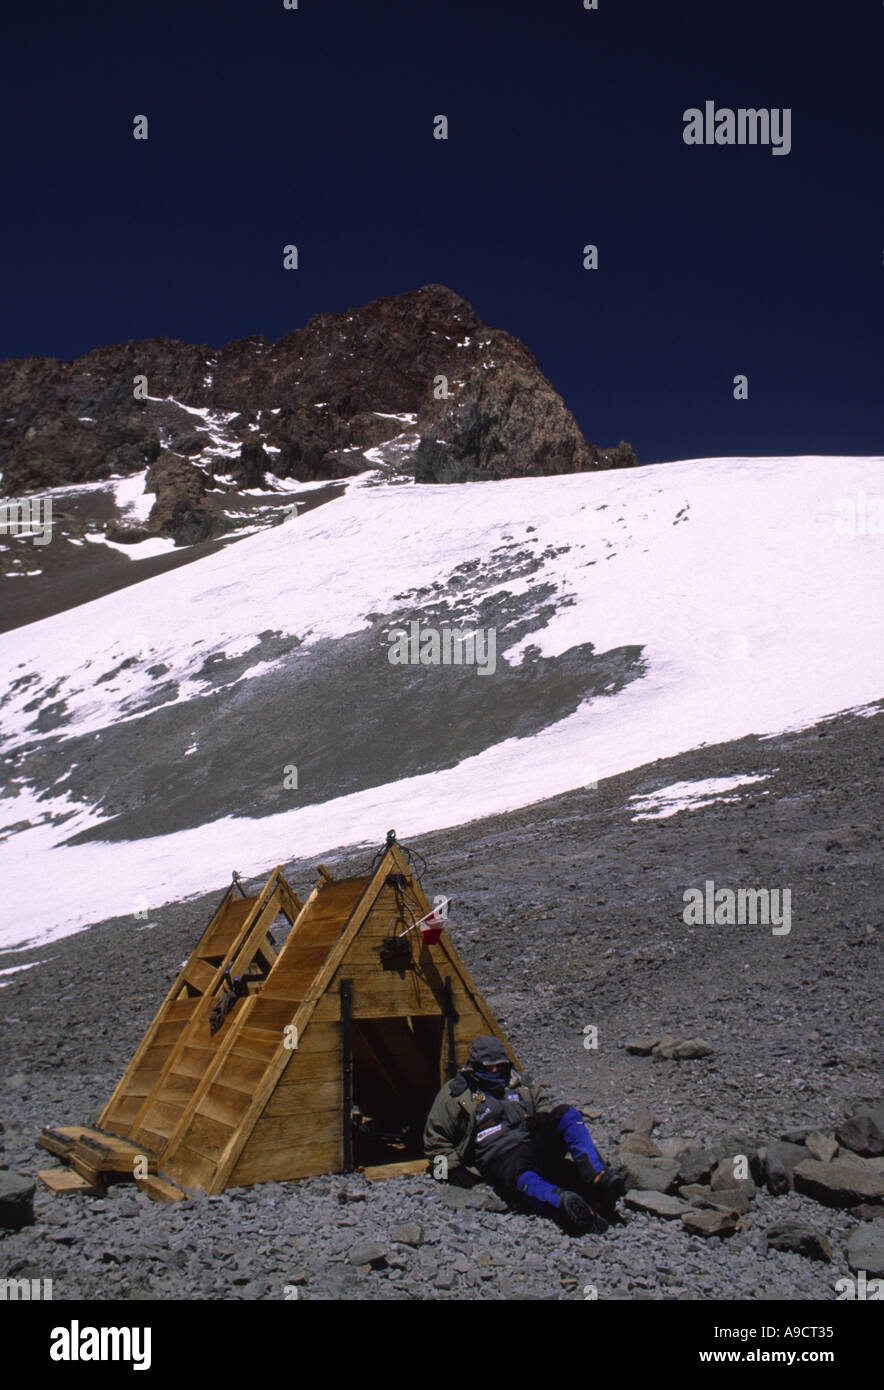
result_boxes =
[417,896,452,945]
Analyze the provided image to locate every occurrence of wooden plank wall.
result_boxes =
[228,869,506,1185]
[175,877,370,1190]
[227,1023,343,1185]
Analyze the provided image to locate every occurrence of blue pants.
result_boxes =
[480,1106,606,1213]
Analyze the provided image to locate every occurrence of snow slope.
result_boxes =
[1,455,881,950]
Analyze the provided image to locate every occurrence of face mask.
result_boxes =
[471,1064,511,1096]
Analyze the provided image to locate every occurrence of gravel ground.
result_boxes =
[1,702,882,1301]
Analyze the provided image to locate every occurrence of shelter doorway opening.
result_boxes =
[350,1015,444,1167]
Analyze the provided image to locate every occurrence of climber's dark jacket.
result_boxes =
[423,1072,556,1176]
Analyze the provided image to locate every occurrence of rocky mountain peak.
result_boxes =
[0,285,637,553]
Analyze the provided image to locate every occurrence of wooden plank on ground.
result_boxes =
[37,1167,99,1195]
[71,1135,157,1175]
[136,1175,189,1204]
[362,1158,430,1182]
[69,1152,103,1187]
[38,1124,100,1157]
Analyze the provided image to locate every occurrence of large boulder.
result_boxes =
[793,1158,884,1209]
[145,453,229,546]
[414,380,591,484]
[684,1133,762,1186]
[656,1138,691,1160]
[0,1172,36,1230]
[715,1133,762,1182]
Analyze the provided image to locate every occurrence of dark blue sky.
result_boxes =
[2,0,881,463]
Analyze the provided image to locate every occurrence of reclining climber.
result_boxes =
[423,1036,624,1234]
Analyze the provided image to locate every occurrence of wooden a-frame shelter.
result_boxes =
[38,833,515,1200]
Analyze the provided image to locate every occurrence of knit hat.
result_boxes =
[466,1036,511,1069]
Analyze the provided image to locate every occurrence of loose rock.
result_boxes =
[793,1159,884,1208]
[0,1172,36,1231]
[764,1141,809,1195]
[764,1223,832,1262]
[620,1107,658,1137]
[677,1148,717,1186]
[845,1224,884,1277]
[624,1190,692,1220]
[389,1223,424,1247]
[848,1204,884,1222]
[348,1241,387,1268]
[701,1187,753,1215]
[613,1155,680,1194]
[837,1112,884,1158]
[656,1138,690,1160]
[711,1158,756,1199]
[805,1133,839,1164]
[619,1133,663,1158]
[682,1209,738,1239]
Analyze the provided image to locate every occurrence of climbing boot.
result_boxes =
[583,1166,626,1220]
[556,1189,608,1236]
